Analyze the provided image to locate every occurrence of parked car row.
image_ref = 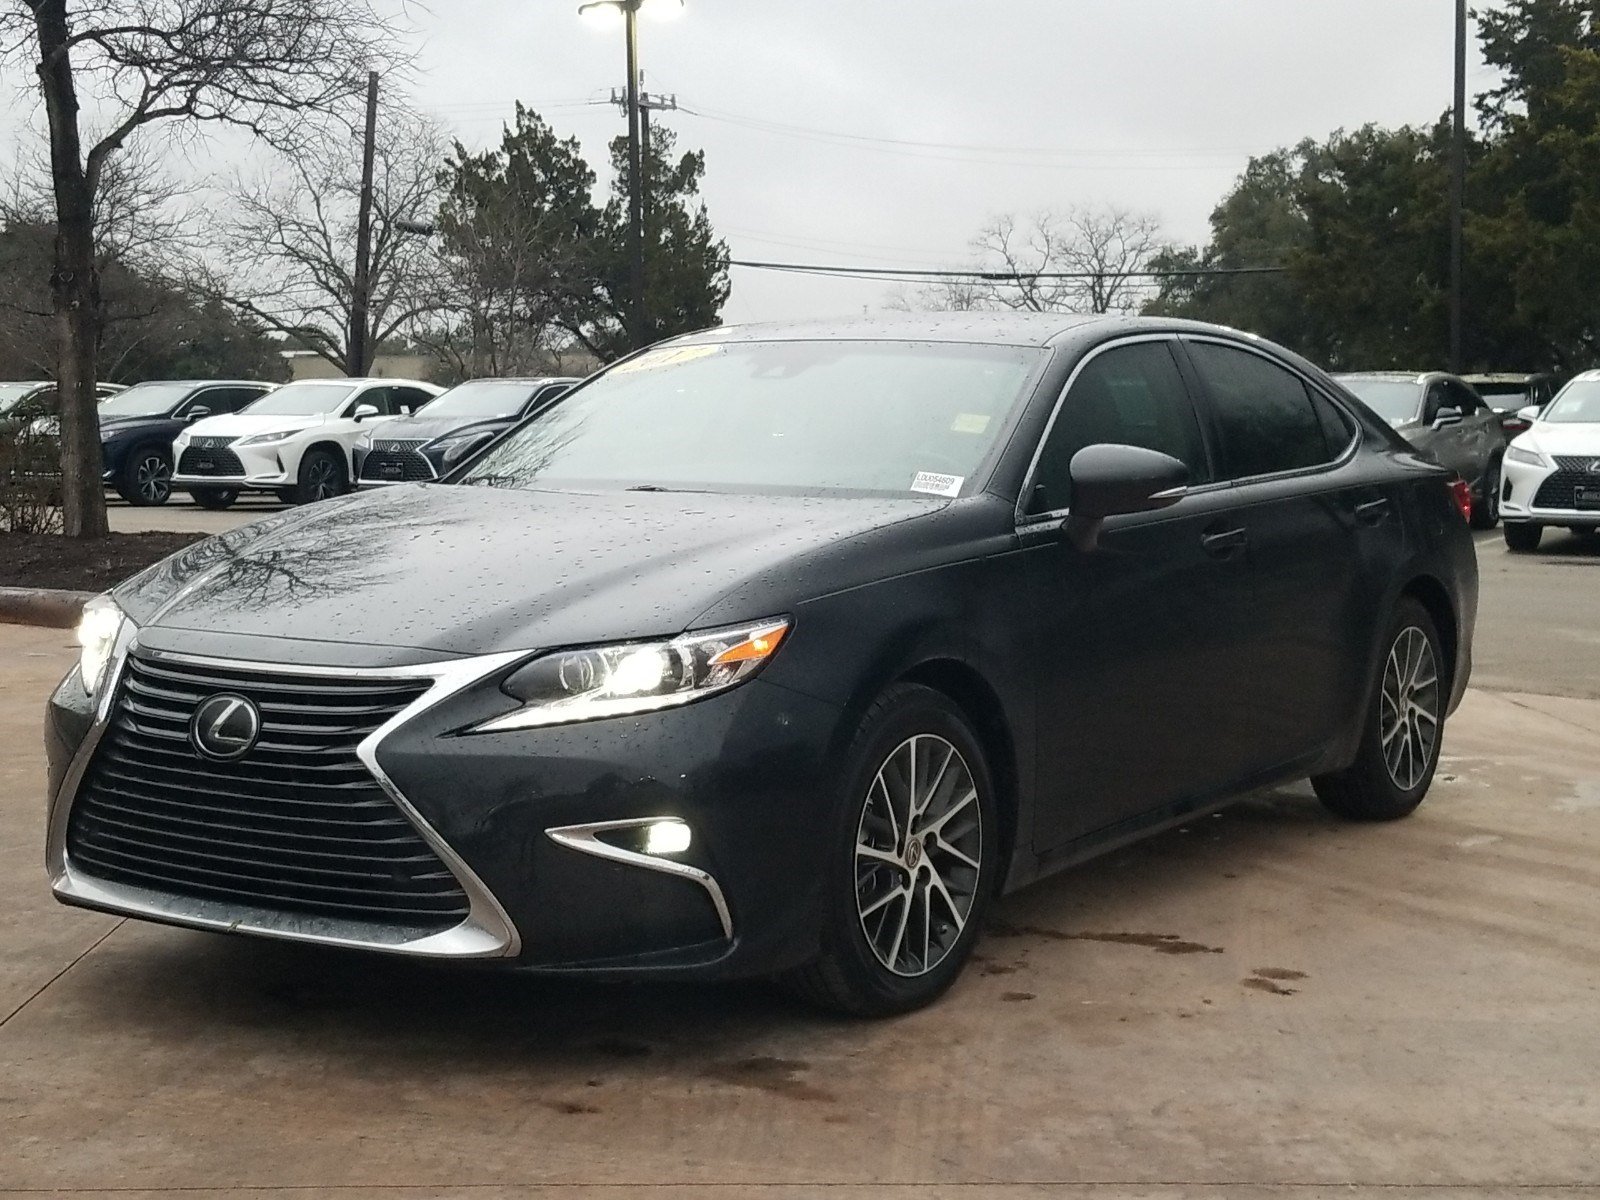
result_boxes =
[1,373,578,508]
[1499,370,1600,552]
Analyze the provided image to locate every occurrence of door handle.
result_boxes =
[1200,526,1248,558]
[1353,498,1392,526]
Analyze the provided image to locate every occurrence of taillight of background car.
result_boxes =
[1449,479,1473,522]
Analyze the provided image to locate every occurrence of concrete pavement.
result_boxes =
[3,622,1599,1196]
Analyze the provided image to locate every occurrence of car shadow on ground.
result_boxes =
[1477,526,1600,558]
[73,784,1355,1068]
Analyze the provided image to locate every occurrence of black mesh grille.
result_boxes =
[1532,456,1600,510]
[66,655,470,934]
[360,440,434,483]
[178,447,245,477]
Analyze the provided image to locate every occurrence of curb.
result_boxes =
[0,586,94,629]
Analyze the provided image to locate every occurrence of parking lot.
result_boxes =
[4,531,1599,1196]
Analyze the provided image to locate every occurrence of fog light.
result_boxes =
[643,819,691,855]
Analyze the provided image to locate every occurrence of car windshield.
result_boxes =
[458,340,1044,497]
[421,380,542,419]
[1473,386,1529,408]
[96,381,197,418]
[0,383,42,413]
[245,382,355,416]
[1339,378,1422,424]
[1540,379,1600,424]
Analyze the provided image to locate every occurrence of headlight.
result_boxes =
[1506,444,1550,468]
[475,617,792,732]
[431,431,493,468]
[76,594,126,697]
[238,429,299,447]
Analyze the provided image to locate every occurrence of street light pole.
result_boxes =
[1449,0,1467,373]
[623,1,646,350]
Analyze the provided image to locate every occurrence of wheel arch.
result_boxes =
[302,439,352,482]
[895,657,1023,894]
[1398,572,1459,695]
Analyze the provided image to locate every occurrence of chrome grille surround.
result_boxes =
[47,639,525,959]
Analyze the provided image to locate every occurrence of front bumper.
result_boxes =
[45,638,843,979]
[1501,456,1600,526]
[172,440,295,492]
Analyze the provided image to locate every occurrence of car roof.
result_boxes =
[669,312,1265,350]
[1460,372,1544,384]
[122,379,274,387]
[1333,371,1441,383]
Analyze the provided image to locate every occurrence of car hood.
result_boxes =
[1521,423,1600,457]
[185,412,329,438]
[100,415,176,436]
[368,415,508,444]
[114,483,943,658]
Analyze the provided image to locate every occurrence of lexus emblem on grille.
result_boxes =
[190,694,261,760]
[1588,460,1600,475]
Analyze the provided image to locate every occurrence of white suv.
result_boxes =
[172,378,442,505]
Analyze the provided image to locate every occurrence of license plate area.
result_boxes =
[1574,487,1600,510]
[195,459,215,471]
[379,462,404,478]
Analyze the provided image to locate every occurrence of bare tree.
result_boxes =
[2,0,398,536]
[216,112,449,376]
[911,206,1170,316]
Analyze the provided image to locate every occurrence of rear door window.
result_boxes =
[1187,341,1336,480]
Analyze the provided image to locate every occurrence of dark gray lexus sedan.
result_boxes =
[45,315,1478,1015]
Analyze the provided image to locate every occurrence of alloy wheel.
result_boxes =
[854,734,983,978]
[307,456,339,501]
[1380,626,1440,791]
[136,455,171,504]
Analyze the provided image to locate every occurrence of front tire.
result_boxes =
[115,444,172,506]
[1313,598,1445,822]
[290,448,346,505]
[189,487,238,510]
[1503,522,1543,553]
[785,684,997,1017]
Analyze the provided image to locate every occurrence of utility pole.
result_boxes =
[623,4,646,350]
[1449,0,1467,373]
[616,81,679,276]
[349,69,379,377]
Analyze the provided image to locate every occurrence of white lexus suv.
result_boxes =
[172,378,441,506]
[1500,370,1600,552]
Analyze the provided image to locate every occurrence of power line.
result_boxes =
[728,259,1286,282]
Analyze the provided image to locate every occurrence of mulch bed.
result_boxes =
[0,532,203,592]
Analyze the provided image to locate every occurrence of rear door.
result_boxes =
[1419,379,1478,484]
[1450,380,1506,492]
[1180,337,1381,774]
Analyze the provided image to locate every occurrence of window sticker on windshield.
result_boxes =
[612,344,723,374]
[950,413,991,434]
[911,471,964,497]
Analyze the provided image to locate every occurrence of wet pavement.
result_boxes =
[3,622,1598,1196]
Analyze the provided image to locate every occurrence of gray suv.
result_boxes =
[1335,372,1508,529]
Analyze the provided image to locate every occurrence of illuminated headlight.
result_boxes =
[475,617,792,732]
[76,594,126,697]
[1506,444,1550,468]
[237,429,299,447]
[430,431,493,469]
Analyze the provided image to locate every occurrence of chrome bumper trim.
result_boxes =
[47,640,527,960]
[546,818,733,940]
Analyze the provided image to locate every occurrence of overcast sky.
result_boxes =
[413,0,1507,325]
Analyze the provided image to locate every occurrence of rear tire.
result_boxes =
[189,487,238,510]
[783,683,997,1017]
[1469,459,1501,529]
[115,444,172,506]
[290,448,346,505]
[1503,522,1543,553]
[1313,598,1445,822]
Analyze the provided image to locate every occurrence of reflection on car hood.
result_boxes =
[1521,423,1600,456]
[114,484,943,657]
[186,412,328,438]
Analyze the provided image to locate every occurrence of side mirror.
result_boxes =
[1062,443,1189,552]
[184,406,211,422]
[1517,404,1541,423]
[352,403,380,421]
[1431,406,1463,430]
